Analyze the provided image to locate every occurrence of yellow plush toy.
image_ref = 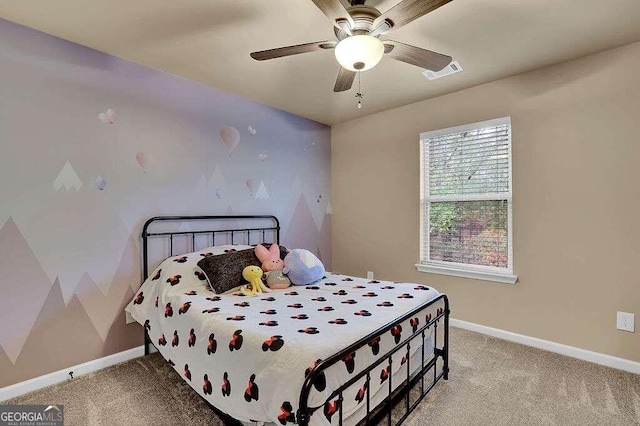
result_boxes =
[240,266,270,296]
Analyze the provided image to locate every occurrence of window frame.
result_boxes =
[416,117,517,284]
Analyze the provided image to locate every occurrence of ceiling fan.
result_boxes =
[250,0,454,92]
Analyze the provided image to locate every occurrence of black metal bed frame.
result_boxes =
[140,215,449,426]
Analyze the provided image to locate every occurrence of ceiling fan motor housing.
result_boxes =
[334,5,382,40]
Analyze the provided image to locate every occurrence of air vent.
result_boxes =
[422,61,463,80]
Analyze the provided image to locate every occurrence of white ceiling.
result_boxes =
[1,0,640,125]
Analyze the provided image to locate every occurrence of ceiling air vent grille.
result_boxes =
[422,61,463,80]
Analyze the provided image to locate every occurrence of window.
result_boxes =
[416,117,517,284]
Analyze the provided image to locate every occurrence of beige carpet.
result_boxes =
[4,327,640,425]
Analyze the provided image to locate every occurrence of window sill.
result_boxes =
[415,263,518,284]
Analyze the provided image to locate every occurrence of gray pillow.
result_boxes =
[197,244,288,294]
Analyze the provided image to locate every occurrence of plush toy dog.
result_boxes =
[255,244,291,290]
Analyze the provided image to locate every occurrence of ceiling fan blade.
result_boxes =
[250,41,336,61]
[334,67,356,92]
[373,0,452,34]
[384,40,452,71]
[310,0,355,30]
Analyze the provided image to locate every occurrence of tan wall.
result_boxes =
[332,41,640,363]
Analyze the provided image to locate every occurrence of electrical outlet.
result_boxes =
[616,311,635,332]
[366,271,374,280]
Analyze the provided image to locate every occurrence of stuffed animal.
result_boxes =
[240,266,270,296]
[265,270,291,289]
[283,249,325,286]
[255,244,291,290]
[255,244,284,271]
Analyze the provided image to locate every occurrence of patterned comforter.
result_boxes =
[125,245,442,425]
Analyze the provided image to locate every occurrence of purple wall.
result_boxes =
[0,18,331,387]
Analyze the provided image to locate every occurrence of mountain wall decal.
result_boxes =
[319,213,332,269]
[283,195,320,257]
[52,161,82,191]
[0,281,103,387]
[0,345,14,387]
[76,236,141,341]
[254,181,270,200]
[0,217,53,364]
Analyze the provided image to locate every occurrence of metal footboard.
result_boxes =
[298,294,449,426]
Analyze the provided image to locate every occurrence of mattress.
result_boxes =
[125,245,442,425]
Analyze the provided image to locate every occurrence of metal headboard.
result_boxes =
[141,215,280,279]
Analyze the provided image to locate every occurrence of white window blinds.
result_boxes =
[418,117,516,283]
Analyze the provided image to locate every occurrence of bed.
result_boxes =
[125,215,449,426]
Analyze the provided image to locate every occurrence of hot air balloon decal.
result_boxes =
[246,179,256,196]
[136,152,153,173]
[92,175,107,191]
[221,126,240,154]
[98,108,116,124]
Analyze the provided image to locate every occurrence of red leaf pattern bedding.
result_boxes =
[126,245,442,425]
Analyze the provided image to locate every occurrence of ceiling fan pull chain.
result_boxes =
[356,72,363,109]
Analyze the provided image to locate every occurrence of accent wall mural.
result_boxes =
[0,18,331,388]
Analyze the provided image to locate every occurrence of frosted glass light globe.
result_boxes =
[334,35,384,72]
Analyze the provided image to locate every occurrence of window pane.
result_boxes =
[428,124,510,196]
[429,200,508,268]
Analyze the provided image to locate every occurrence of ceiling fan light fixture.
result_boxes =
[334,35,384,72]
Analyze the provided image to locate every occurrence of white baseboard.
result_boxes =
[0,345,145,402]
[451,318,640,375]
